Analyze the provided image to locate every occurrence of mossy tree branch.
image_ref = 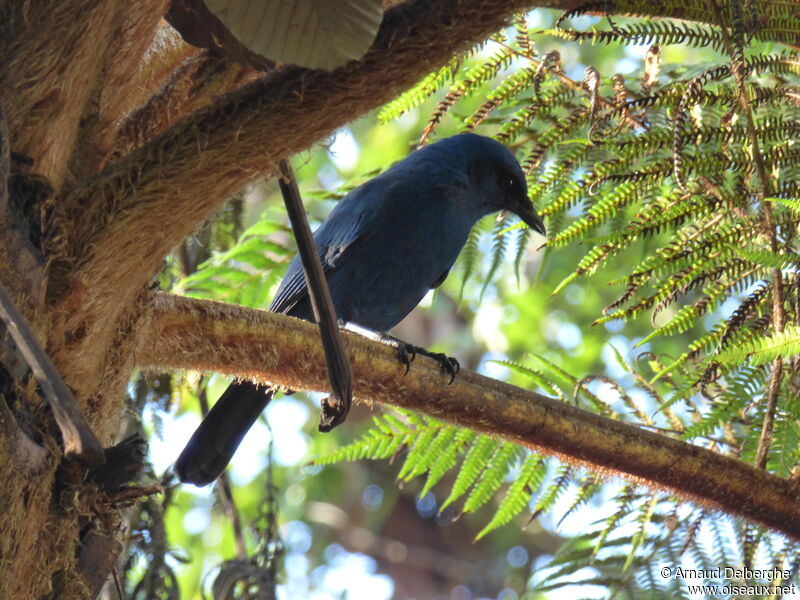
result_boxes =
[139,293,800,541]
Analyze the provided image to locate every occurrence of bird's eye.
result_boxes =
[499,174,515,192]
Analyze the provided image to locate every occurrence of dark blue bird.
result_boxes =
[176,133,546,485]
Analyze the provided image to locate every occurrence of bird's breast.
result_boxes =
[334,213,472,331]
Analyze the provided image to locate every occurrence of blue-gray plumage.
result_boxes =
[176,133,546,485]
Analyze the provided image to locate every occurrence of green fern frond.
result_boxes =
[548,181,645,247]
[714,280,772,355]
[522,107,589,175]
[636,279,734,346]
[527,354,580,392]
[592,487,637,559]
[730,246,800,270]
[512,225,533,285]
[490,360,562,397]
[462,442,525,514]
[616,218,749,287]
[476,454,548,539]
[177,217,293,307]
[465,65,541,129]
[543,21,725,52]
[746,51,800,78]
[455,48,516,93]
[480,214,510,300]
[497,83,579,143]
[419,428,477,498]
[766,196,800,213]
[513,12,535,58]
[439,435,500,512]
[529,142,593,208]
[650,324,729,383]
[530,464,573,522]
[556,474,602,528]
[313,412,411,465]
[540,179,588,219]
[378,58,460,122]
[770,412,800,476]
[625,495,659,570]
[570,240,626,279]
[458,225,482,299]
[717,324,800,366]
[396,423,450,481]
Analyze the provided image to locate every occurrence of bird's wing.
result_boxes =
[268,178,391,316]
[267,260,308,315]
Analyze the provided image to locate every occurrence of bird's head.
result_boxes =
[430,133,546,235]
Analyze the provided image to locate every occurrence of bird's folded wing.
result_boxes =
[268,178,394,315]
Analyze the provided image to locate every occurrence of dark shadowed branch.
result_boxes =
[138,292,800,541]
[0,280,104,466]
[76,530,123,600]
[277,159,353,430]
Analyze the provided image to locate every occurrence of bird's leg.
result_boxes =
[342,323,459,384]
[375,332,416,375]
[342,323,414,373]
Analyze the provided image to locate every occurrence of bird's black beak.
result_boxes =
[513,201,546,236]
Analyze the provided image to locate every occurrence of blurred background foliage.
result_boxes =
[121,5,800,599]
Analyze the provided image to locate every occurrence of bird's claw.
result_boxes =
[396,343,416,375]
[394,342,458,384]
[430,352,460,384]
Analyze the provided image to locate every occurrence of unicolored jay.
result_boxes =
[176,133,546,485]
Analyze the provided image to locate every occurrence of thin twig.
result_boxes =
[277,159,353,431]
[0,281,104,466]
[219,474,248,558]
[197,387,247,559]
[255,421,282,587]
